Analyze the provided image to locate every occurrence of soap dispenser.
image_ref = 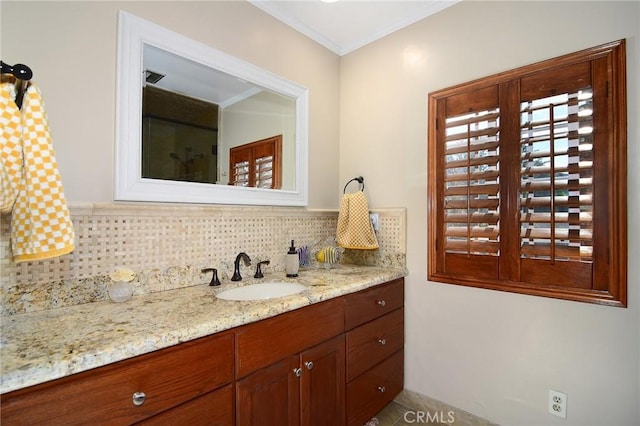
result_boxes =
[285,240,299,277]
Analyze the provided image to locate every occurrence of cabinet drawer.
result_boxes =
[346,350,404,426]
[236,297,344,378]
[137,384,233,426]
[345,278,404,329]
[346,308,404,381]
[1,332,234,425]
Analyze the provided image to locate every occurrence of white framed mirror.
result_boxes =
[115,10,309,205]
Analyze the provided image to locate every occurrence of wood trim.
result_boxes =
[428,40,625,100]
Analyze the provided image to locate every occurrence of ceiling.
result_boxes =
[248,0,460,56]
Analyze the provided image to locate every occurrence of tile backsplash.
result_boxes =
[1,203,406,315]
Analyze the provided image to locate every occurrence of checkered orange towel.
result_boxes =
[336,191,378,250]
[1,80,74,262]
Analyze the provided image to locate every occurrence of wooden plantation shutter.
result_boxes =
[231,151,252,187]
[518,63,595,287]
[229,135,282,189]
[253,141,277,189]
[439,85,501,280]
[428,40,627,307]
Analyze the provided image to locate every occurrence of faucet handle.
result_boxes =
[202,268,221,286]
[254,261,270,279]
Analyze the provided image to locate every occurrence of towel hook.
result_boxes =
[343,176,365,194]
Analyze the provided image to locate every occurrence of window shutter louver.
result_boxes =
[255,155,274,188]
[517,62,597,288]
[444,109,501,256]
[519,88,594,263]
[436,86,502,279]
[232,161,251,186]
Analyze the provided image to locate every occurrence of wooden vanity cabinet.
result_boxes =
[235,298,346,426]
[345,278,405,426]
[0,332,234,425]
[1,277,405,426]
[235,278,405,426]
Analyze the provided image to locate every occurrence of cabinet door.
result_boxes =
[236,356,300,426]
[300,335,346,426]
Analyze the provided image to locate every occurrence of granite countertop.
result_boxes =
[0,265,406,394]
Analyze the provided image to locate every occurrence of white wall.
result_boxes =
[0,1,341,208]
[340,1,639,425]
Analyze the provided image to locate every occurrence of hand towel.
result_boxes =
[1,81,23,212]
[336,191,379,250]
[1,81,75,262]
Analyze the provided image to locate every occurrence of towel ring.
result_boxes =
[343,176,365,194]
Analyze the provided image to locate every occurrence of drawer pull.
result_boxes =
[132,392,146,406]
[293,367,302,378]
[377,338,387,345]
[304,361,314,370]
[376,299,386,307]
[377,386,386,393]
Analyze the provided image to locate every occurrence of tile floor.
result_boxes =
[370,401,448,426]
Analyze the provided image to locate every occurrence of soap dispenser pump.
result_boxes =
[286,240,299,277]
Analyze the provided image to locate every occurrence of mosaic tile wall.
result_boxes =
[1,203,406,315]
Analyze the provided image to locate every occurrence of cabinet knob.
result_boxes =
[293,367,302,378]
[376,299,386,307]
[377,338,387,345]
[377,386,386,393]
[132,391,146,406]
[305,361,314,370]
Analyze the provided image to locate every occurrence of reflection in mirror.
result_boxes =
[142,46,296,189]
[116,11,308,205]
[142,84,219,184]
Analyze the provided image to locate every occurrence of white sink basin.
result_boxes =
[216,282,307,301]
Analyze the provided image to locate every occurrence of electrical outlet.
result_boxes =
[548,390,567,419]
[369,213,379,231]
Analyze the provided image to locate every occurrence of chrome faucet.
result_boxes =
[232,252,251,281]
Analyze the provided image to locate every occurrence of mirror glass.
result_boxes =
[116,11,308,205]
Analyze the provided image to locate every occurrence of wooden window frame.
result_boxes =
[427,40,627,307]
